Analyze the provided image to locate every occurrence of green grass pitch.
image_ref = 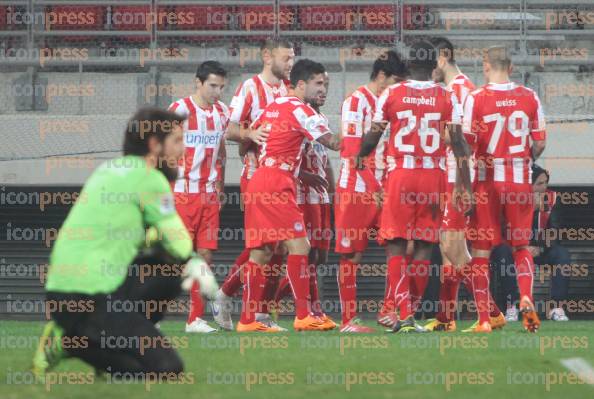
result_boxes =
[1,319,593,398]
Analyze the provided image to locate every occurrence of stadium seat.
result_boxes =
[165,6,229,45]
[299,6,354,31]
[297,6,354,45]
[45,6,105,44]
[403,5,426,30]
[0,6,7,30]
[359,5,395,30]
[237,5,295,31]
[110,6,160,44]
[171,6,229,31]
[47,6,104,31]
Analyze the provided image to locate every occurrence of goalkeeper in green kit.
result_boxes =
[32,107,219,379]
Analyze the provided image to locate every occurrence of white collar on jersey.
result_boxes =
[486,81,517,91]
[361,84,378,100]
[189,95,214,113]
[405,79,437,89]
[257,73,284,90]
[446,73,468,90]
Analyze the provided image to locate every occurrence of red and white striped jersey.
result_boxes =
[338,85,388,193]
[169,97,229,194]
[463,82,546,184]
[445,73,476,184]
[373,80,461,171]
[228,74,291,180]
[252,96,330,175]
[296,113,330,205]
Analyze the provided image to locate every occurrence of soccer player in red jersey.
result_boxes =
[424,38,505,332]
[334,51,408,332]
[358,40,473,333]
[463,46,546,332]
[168,61,229,333]
[274,72,337,329]
[212,38,295,331]
[239,59,341,332]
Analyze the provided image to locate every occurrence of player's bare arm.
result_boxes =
[316,132,341,151]
[355,121,388,169]
[298,169,328,190]
[226,121,270,146]
[532,139,546,160]
[216,137,227,204]
[449,123,473,215]
[324,162,335,198]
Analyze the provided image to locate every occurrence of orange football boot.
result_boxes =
[520,296,541,333]
[236,321,282,332]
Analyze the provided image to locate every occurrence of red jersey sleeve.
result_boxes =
[462,92,479,146]
[372,87,391,124]
[229,81,254,124]
[448,91,463,126]
[530,92,546,141]
[293,104,330,141]
[341,94,364,137]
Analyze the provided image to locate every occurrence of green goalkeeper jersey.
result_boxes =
[46,155,192,295]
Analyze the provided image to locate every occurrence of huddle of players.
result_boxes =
[170,36,546,334]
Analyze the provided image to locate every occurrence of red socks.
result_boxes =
[239,261,267,324]
[309,263,322,315]
[286,255,310,319]
[437,264,460,323]
[187,280,204,323]
[381,261,396,314]
[388,255,411,320]
[221,248,251,297]
[274,275,292,302]
[409,259,430,313]
[260,254,283,314]
[338,258,358,324]
[513,248,535,302]
[488,290,502,317]
[469,257,490,324]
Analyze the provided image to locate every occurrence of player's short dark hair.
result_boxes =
[290,59,326,88]
[196,60,227,83]
[370,50,408,80]
[532,164,550,184]
[431,37,455,64]
[261,37,294,52]
[123,107,185,156]
[485,46,512,70]
[406,39,438,79]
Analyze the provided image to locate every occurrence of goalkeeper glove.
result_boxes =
[181,254,219,300]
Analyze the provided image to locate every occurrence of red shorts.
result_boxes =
[174,192,220,250]
[441,182,469,231]
[380,168,445,243]
[299,202,321,247]
[317,203,332,251]
[334,169,381,253]
[240,175,250,193]
[244,167,307,249]
[239,175,250,211]
[299,202,332,250]
[470,181,534,250]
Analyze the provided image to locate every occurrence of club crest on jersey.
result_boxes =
[294,222,304,232]
[160,194,175,215]
[341,236,351,248]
